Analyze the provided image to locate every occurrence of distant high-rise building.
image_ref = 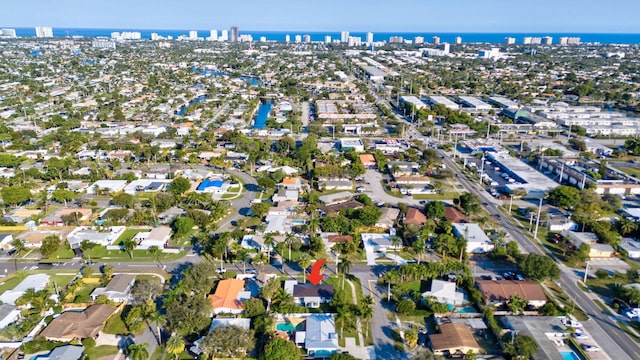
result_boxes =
[437,43,451,54]
[230,26,239,42]
[340,31,349,43]
[92,38,116,49]
[505,37,516,45]
[208,30,218,41]
[260,36,267,42]
[414,36,424,44]
[348,36,362,47]
[0,29,17,38]
[303,34,311,43]
[324,35,331,43]
[239,34,253,42]
[366,32,374,44]
[542,36,553,45]
[150,32,160,40]
[389,36,403,44]
[432,36,440,45]
[295,35,302,43]
[35,26,53,38]
[111,31,141,40]
[285,34,290,43]
[189,31,198,40]
[455,36,462,44]
[523,37,542,45]
[559,37,581,45]
[220,30,229,41]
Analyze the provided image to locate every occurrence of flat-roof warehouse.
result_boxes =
[487,151,559,194]
[428,96,460,110]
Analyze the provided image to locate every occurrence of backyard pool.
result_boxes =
[454,306,478,313]
[559,350,581,360]
[276,322,305,332]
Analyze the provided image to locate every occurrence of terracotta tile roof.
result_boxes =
[405,208,427,225]
[39,304,118,340]
[429,323,480,352]
[208,279,244,311]
[476,280,547,303]
[444,207,467,223]
[282,177,299,185]
[359,154,376,164]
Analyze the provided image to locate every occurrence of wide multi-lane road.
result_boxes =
[411,126,639,360]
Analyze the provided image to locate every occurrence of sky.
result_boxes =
[2,0,640,33]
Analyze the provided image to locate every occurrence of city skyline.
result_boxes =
[2,0,640,33]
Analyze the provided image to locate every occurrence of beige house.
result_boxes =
[429,323,481,357]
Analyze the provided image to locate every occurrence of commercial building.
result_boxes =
[487,151,559,194]
[561,231,615,258]
[400,96,426,110]
[340,138,365,152]
[428,96,460,110]
[458,96,492,111]
[35,26,53,38]
[489,96,519,109]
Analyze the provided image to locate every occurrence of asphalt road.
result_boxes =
[408,128,639,359]
[214,169,259,233]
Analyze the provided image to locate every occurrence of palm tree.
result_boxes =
[285,232,296,261]
[359,302,374,339]
[335,305,354,338]
[253,253,268,271]
[337,257,352,290]
[148,245,161,264]
[166,334,185,360]
[148,311,165,345]
[126,343,149,360]
[122,238,137,259]
[619,218,638,236]
[263,233,275,264]
[297,253,313,283]
[391,235,402,263]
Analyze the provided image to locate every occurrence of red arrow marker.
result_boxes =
[307,259,326,286]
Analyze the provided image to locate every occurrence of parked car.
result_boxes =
[581,345,600,352]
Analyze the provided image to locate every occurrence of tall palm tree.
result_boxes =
[166,334,185,360]
[337,258,352,290]
[335,305,354,338]
[359,302,374,339]
[263,233,275,264]
[147,311,165,345]
[285,232,296,261]
[297,253,313,283]
[126,343,149,360]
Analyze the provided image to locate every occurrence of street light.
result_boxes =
[583,260,590,283]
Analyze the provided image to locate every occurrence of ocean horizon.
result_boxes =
[5,27,640,44]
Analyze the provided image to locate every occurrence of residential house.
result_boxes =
[38,345,84,360]
[428,323,481,357]
[123,179,169,195]
[546,208,577,232]
[272,188,299,203]
[18,230,67,249]
[561,231,615,258]
[444,206,467,223]
[361,233,395,251]
[280,177,303,191]
[90,274,136,303]
[318,192,354,205]
[197,179,229,194]
[375,207,400,229]
[476,280,547,308]
[0,234,14,252]
[39,304,118,341]
[208,279,245,315]
[3,209,41,223]
[0,303,21,329]
[422,280,464,307]
[620,238,640,259]
[293,284,335,308]
[387,161,420,176]
[404,208,427,226]
[318,178,353,191]
[133,226,172,249]
[305,314,340,358]
[40,208,92,226]
[240,234,274,253]
[87,180,128,194]
[0,274,50,305]
[66,226,126,249]
[358,154,376,168]
[452,223,495,253]
[320,233,353,251]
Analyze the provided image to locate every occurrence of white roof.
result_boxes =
[209,318,251,332]
[623,208,640,219]
[305,314,339,351]
[459,96,492,109]
[0,274,50,305]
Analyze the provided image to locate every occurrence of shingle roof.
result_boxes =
[429,323,480,352]
[39,304,118,340]
[293,284,334,298]
[476,280,547,303]
[405,208,427,225]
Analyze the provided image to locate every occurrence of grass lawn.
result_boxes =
[103,311,129,335]
[71,281,102,303]
[82,245,187,262]
[390,328,405,352]
[412,192,459,200]
[46,274,76,293]
[48,247,76,260]
[0,273,27,293]
[623,320,640,343]
[85,345,119,359]
[586,278,619,299]
[543,280,589,321]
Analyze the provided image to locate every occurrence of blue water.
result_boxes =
[276,322,304,332]
[197,68,261,86]
[560,350,581,360]
[454,306,478,313]
[9,27,640,44]
[252,100,273,129]
[177,94,207,116]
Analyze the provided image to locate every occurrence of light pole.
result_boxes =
[583,260,590,283]
[533,196,544,239]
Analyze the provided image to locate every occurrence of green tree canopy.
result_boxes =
[263,338,301,360]
[548,185,581,209]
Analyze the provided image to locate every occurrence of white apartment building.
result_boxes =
[35,26,53,38]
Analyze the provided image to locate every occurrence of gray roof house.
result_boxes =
[90,274,136,303]
[305,314,340,358]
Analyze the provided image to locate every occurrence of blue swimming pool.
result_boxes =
[276,322,304,332]
[560,350,581,360]
[454,306,478,313]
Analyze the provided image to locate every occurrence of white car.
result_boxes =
[582,345,600,352]
[574,333,589,340]
[216,267,227,274]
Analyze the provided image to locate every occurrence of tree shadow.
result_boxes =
[116,334,134,351]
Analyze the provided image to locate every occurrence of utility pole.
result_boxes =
[509,195,514,213]
[583,260,590,283]
[533,196,544,239]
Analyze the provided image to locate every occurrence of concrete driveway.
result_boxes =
[363,169,421,206]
